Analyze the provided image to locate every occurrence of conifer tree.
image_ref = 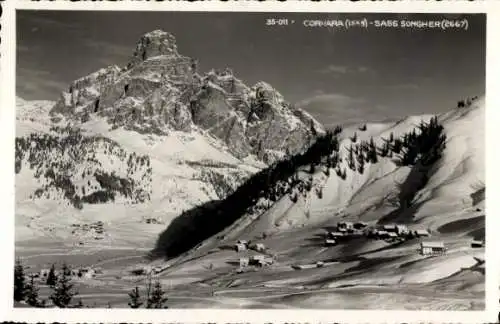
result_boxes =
[147,280,168,309]
[351,132,358,143]
[347,145,355,170]
[128,286,143,309]
[49,263,78,308]
[369,137,378,163]
[25,274,41,307]
[14,259,26,302]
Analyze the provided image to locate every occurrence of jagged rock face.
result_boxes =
[50,30,325,163]
[128,30,180,68]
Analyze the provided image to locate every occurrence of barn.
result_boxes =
[234,243,247,252]
[253,243,266,252]
[415,229,430,237]
[471,240,485,248]
[420,241,446,256]
[239,257,249,267]
[325,239,337,246]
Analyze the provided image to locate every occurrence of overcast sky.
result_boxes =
[17,11,485,127]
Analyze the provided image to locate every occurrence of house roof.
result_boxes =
[421,241,444,248]
[416,229,429,234]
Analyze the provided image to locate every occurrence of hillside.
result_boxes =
[140,97,485,309]
[15,30,323,247]
[14,29,484,310]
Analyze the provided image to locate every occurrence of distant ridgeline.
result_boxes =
[15,125,152,209]
[153,115,447,259]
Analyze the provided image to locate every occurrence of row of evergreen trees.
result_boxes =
[127,277,169,309]
[14,259,169,308]
[341,116,446,176]
[14,260,79,308]
[157,115,448,258]
[16,128,152,209]
[157,130,342,258]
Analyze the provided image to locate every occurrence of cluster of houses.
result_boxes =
[323,221,485,256]
[71,221,105,240]
[35,266,102,281]
[323,221,431,247]
[233,240,274,268]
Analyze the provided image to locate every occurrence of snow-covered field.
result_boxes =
[14,96,486,309]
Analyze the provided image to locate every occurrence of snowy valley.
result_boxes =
[14,30,485,310]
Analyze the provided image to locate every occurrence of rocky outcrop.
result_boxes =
[50,30,325,164]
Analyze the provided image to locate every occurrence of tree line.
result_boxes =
[14,259,169,308]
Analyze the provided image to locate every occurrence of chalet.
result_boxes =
[353,222,368,230]
[415,229,430,237]
[387,232,398,239]
[237,240,249,246]
[328,231,344,238]
[351,230,364,237]
[234,243,247,252]
[256,257,273,267]
[376,230,389,238]
[325,239,337,246]
[337,221,354,231]
[316,261,324,268]
[420,241,446,256]
[471,240,485,248]
[250,255,265,265]
[396,224,409,235]
[253,243,266,252]
[83,268,96,279]
[239,257,249,267]
[383,224,397,232]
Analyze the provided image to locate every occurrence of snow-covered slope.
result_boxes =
[15,30,323,247]
[146,97,484,309]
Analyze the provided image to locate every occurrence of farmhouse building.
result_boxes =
[353,222,368,230]
[235,243,247,252]
[471,240,485,248]
[325,239,337,246]
[239,257,249,267]
[420,242,446,256]
[387,232,398,239]
[328,231,344,238]
[250,255,265,265]
[415,229,430,237]
[396,224,409,235]
[337,221,354,231]
[376,230,389,238]
[383,224,397,232]
[252,243,266,252]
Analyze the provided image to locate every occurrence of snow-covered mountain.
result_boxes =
[50,29,324,163]
[15,30,323,245]
[14,29,484,310]
[144,96,484,309]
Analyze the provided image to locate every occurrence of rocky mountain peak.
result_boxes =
[50,30,325,165]
[128,30,180,68]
